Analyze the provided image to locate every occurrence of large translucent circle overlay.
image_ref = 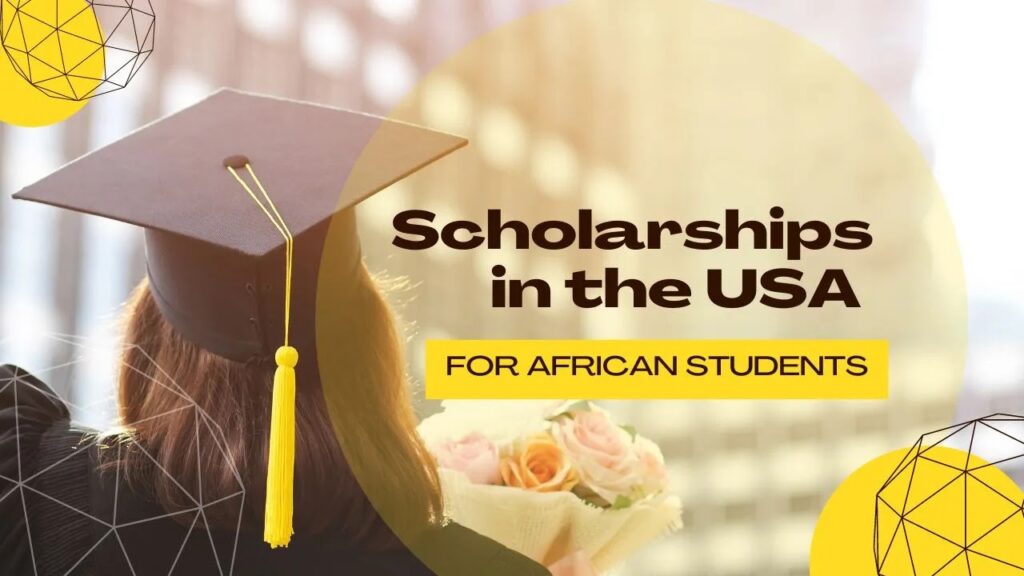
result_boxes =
[320,0,966,571]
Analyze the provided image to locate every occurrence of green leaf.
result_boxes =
[620,424,637,441]
[610,495,633,510]
[545,400,592,421]
[571,485,609,508]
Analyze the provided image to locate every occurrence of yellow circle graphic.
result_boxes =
[0,0,102,126]
[813,421,1024,575]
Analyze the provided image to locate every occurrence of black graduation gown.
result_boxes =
[0,364,549,576]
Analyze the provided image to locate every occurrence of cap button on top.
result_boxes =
[222,155,250,169]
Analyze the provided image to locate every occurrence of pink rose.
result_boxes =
[635,437,669,495]
[432,432,501,485]
[552,408,642,505]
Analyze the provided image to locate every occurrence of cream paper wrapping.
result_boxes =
[440,468,683,572]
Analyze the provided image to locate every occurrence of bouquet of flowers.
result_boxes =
[418,400,683,572]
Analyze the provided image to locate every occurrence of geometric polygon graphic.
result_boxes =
[0,333,243,575]
[0,0,155,100]
[875,415,1024,576]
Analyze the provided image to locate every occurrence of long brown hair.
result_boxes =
[116,265,441,550]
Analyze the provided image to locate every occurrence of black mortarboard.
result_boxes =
[12,88,466,547]
[14,88,464,362]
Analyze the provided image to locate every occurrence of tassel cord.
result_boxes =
[227,163,297,548]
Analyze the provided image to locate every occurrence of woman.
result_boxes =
[0,89,559,575]
[0,273,551,575]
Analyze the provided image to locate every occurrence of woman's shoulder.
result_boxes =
[0,363,103,576]
[409,522,551,575]
[0,363,70,421]
[226,521,552,576]
[0,363,77,476]
[234,521,551,575]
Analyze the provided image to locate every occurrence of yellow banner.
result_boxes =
[425,339,888,399]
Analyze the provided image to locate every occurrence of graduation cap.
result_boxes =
[13,88,467,548]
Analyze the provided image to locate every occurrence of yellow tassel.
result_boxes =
[264,345,298,548]
[226,161,300,549]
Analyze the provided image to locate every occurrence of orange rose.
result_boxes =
[500,433,578,492]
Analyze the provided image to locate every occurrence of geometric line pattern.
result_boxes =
[0,333,244,576]
[0,0,155,101]
[875,415,1024,576]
